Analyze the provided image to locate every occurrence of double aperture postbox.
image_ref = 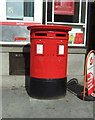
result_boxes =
[27,25,71,99]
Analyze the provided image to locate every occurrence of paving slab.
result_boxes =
[2,87,93,118]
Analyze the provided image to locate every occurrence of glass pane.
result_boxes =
[1,25,30,42]
[81,1,86,23]
[54,2,79,23]
[6,1,23,20]
[47,2,52,22]
[24,1,34,17]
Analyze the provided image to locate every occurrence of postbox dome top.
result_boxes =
[27,25,72,31]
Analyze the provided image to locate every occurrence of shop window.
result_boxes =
[46,0,88,47]
[47,1,79,23]
[46,0,87,24]
[54,2,79,23]
[2,25,30,42]
[6,0,34,20]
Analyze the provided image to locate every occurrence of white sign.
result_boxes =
[87,52,95,95]
[58,45,64,55]
[37,44,43,54]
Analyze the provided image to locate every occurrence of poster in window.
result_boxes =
[54,0,75,15]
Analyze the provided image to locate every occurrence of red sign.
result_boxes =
[74,33,83,44]
[14,37,26,41]
[54,0,75,15]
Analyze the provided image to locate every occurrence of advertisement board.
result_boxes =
[87,51,95,96]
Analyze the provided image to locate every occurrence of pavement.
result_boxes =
[2,86,94,118]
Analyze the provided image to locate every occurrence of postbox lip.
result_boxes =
[27,25,72,31]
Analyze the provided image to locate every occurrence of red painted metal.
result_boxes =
[27,25,71,31]
[28,25,72,79]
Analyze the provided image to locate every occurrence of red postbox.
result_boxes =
[27,25,72,99]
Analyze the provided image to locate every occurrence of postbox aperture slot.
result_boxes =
[56,34,66,37]
[35,33,47,36]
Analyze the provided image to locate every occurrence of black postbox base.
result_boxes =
[29,77,67,99]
